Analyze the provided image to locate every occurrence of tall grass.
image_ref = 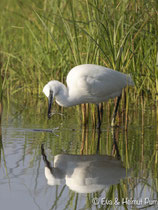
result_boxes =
[0,0,157,94]
[0,0,157,123]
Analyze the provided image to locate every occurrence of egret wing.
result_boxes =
[66,64,131,102]
[80,70,127,99]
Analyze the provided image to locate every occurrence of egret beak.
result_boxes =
[48,91,53,119]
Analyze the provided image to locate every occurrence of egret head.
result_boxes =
[43,81,61,119]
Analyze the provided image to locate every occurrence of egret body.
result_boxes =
[43,64,134,127]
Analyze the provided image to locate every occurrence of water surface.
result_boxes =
[0,99,158,210]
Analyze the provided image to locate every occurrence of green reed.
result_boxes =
[0,0,157,94]
[0,0,157,125]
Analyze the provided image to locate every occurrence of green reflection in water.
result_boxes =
[0,97,158,210]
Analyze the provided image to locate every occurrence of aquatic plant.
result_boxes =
[0,0,157,124]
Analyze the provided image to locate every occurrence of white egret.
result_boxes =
[43,64,134,127]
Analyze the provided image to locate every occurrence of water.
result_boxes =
[0,99,158,210]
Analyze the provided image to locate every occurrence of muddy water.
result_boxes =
[0,99,158,210]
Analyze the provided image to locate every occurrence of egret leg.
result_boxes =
[111,128,121,160]
[97,104,101,129]
[100,103,103,121]
[111,95,122,127]
[97,127,101,152]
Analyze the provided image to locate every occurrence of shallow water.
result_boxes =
[0,99,158,210]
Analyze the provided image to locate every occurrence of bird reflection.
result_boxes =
[41,144,127,194]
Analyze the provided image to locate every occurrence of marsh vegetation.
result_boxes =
[0,0,158,209]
